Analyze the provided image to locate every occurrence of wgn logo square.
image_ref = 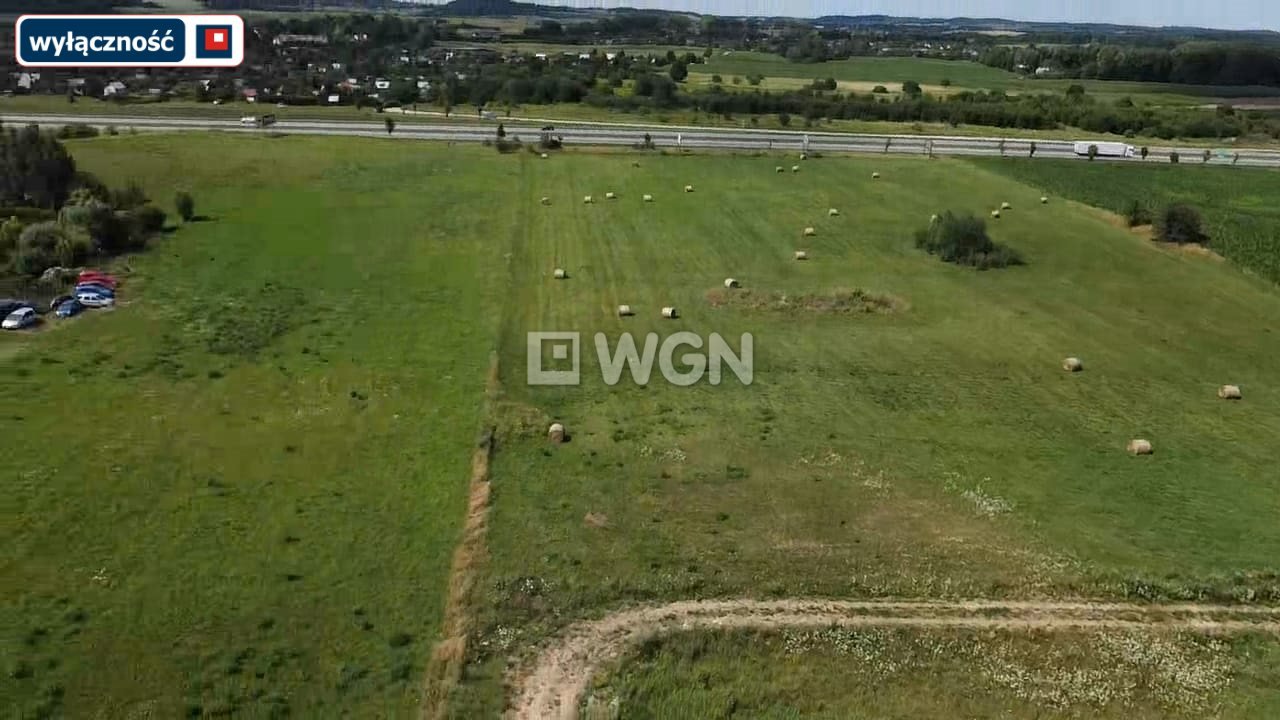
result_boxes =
[527,332,581,386]
[195,24,233,60]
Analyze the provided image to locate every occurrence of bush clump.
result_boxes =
[914,211,1024,269]
[1155,203,1208,245]
[1125,199,1153,227]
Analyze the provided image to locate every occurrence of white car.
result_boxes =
[2,306,37,329]
[76,292,115,308]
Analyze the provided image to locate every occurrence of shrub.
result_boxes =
[1087,144,1099,161]
[1125,200,1153,227]
[711,74,722,83]
[111,182,148,210]
[872,85,888,94]
[129,205,167,237]
[940,78,952,87]
[1170,151,1180,164]
[777,112,791,127]
[56,124,99,140]
[175,191,195,222]
[914,211,1024,269]
[1155,203,1208,245]
[494,138,522,153]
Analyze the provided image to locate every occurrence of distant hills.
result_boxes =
[432,0,555,15]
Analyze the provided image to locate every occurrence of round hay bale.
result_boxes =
[643,194,654,202]
[1040,196,1049,204]
[776,166,785,173]
[791,165,800,172]
[724,278,740,289]
[872,172,881,179]
[553,268,567,279]
[930,213,939,223]
[661,306,679,319]
[991,210,1001,219]
[1218,384,1242,400]
[800,152,807,160]
[540,197,551,206]
[1062,357,1083,372]
[606,191,617,200]
[540,153,549,159]
[1001,201,1012,210]
[1126,439,1153,456]
[684,184,694,193]
[828,208,839,216]
[794,250,809,260]
[632,161,641,167]
[803,227,816,237]
[583,195,594,204]
[548,422,566,443]
[617,304,634,317]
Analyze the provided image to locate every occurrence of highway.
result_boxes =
[5,112,1280,167]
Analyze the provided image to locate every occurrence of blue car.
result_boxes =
[56,299,85,318]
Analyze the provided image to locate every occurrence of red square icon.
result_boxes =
[203,27,229,51]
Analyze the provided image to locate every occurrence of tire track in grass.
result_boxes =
[507,598,1280,720]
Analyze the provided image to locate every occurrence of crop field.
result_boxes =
[1,135,507,718]
[5,136,1280,719]
[971,158,1280,285]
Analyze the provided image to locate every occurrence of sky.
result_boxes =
[417,0,1280,31]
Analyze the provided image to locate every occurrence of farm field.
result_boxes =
[0,136,506,718]
[694,51,1280,104]
[585,628,1280,719]
[971,158,1280,285]
[6,136,1280,719]
[442,151,1280,715]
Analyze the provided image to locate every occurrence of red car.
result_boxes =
[77,271,117,288]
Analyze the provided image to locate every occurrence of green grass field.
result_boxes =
[442,151,1280,715]
[971,158,1280,285]
[0,136,507,718]
[6,136,1280,718]
[586,629,1280,719]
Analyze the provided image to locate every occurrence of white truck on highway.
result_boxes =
[1074,141,1135,158]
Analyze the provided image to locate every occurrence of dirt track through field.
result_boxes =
[507,598,1280,720]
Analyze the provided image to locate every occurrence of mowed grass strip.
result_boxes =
[0,136,514,718]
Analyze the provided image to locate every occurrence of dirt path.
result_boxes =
[507,598,1280,720]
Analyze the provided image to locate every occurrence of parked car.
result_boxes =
[77,271,117,288]
[0,299,34,317]
[49,294,73,312]
[75,283,115,297]
[55,299,85,318]
[76,291,115,308]
[3,306,38,329]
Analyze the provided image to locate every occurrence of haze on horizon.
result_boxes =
[415,0,1280,32]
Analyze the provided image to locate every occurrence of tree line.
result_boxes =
[979,42,1280,86]
[0,124,179,280]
